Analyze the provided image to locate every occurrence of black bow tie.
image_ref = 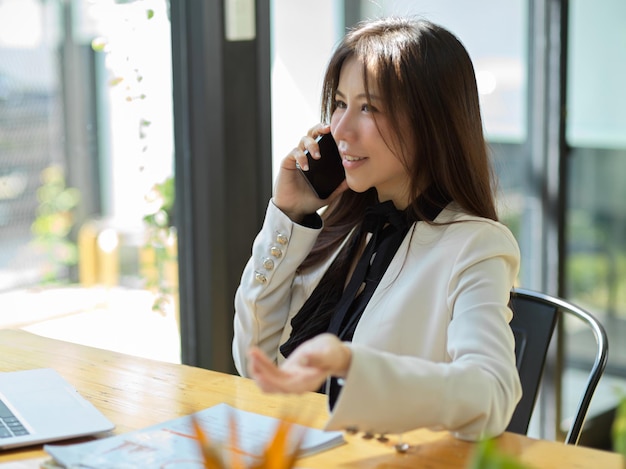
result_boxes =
[362,200,408,234]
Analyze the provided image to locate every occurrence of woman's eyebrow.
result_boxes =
[335,89,382,101]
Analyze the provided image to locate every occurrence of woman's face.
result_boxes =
[330,57,413,208]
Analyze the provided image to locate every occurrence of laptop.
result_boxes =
[0,368,115,450]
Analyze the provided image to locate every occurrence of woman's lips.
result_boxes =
[342,154,367,169]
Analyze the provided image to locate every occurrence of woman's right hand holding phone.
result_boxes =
[273,124,347,223]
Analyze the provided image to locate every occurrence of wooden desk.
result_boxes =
[0,329,622,468]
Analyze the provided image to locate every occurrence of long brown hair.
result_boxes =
[300,17,497,270]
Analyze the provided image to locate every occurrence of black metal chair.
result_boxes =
[506,287,609,445]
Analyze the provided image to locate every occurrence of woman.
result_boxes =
[232,16,521,441]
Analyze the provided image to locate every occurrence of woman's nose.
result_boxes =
[331,110,355,144]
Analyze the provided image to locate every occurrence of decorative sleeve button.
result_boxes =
[276,233,288,245]
[254,272,268,284]
[262,258,275,270]
[270,246,283,258]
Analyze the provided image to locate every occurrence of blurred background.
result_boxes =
[0,0,625,449]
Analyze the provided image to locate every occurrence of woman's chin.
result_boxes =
[344,179,371,194]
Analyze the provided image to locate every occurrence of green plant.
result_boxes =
[30,165,80,283]
[91,2,177,314]
[143,176,174,229]
[612,395,626,456]
[467,438,530,469]
[142,176,176,314]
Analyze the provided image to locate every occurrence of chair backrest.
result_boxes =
[506,287,609,445]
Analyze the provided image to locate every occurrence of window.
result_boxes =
[0,0,179,363]
[564,0,626,443]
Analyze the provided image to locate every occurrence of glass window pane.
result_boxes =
[270,1,344,174]
[566,0,626,373]
[0,0,179,363]
[0,0,64,287]
[361,0,527,143]
[567,1,626,149]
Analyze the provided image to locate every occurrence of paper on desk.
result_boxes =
[0,457,53,469]
[44,403,345,468]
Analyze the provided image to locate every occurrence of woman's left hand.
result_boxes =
[247,333,352,394]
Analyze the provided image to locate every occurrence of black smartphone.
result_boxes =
[297,133,345,199]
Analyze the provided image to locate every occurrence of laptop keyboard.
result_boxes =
[0,399,29,438]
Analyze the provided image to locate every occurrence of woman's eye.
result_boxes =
[362,103,378,113]
[334,100,346,109]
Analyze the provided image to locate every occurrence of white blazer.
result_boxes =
[233,200,522,441]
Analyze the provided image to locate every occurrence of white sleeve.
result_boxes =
[232,200,322,376]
